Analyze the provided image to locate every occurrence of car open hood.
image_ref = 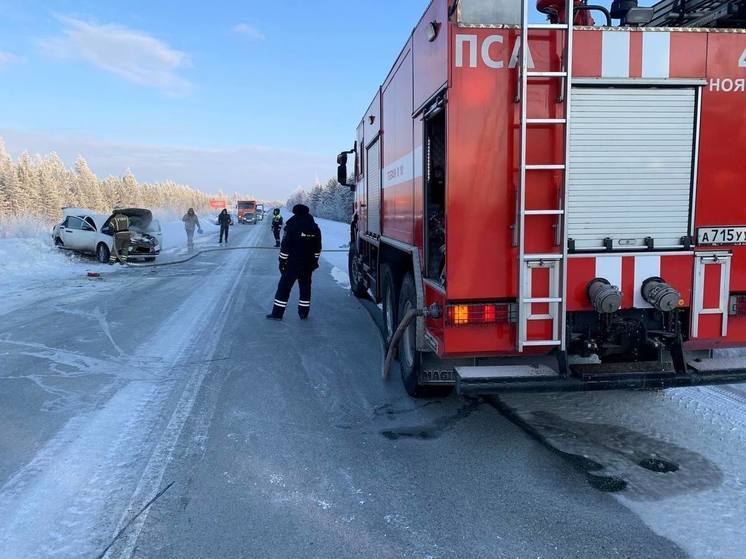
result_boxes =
[104,208,154,232]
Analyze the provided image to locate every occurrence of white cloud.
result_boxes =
[233,23,264,41]
[0,51,21,69]
[0,129,332,200]
[39,15,192,95]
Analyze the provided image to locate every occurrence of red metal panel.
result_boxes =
[693,34,746,347]
[622,257,635,309]
[447,27,564,301]
[381,45,414,244]
[413,118,425,256]
[413,0,448,112]
[660,255,693,307]
[629,32,643,78]
[424,282,445,353]
[573,30,602,77]
[364,91,381,143]
[704,262,722,309]
[696,34,746,231]
[669,33,707,78]
[567,257,595,311]
[444,322,515,356]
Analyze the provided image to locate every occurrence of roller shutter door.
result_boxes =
[366,139,381,236]
[567,87,696,250]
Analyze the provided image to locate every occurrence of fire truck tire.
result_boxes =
[398,273,451,398]
[348,249,368,298]
[381,265,398,349]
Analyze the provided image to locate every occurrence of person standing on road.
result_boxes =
[182,208,202,252]
[266,204,322,321]
[218,209,232,245]
[109,210,131,265]
[271,208,283,248]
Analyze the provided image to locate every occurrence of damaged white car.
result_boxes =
[52,208,163,263]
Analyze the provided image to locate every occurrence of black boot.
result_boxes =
[266,303,286,320]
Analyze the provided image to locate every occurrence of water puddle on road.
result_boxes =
[490,398,722,501]
[379,398,480,441]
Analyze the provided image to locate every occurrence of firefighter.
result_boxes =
[182,208,202,252]
[266,204,322,321]
[218,208,232,245]
[108,210,131,265]
[271,208,283,247]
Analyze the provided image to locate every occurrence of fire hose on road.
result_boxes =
[119,246,348,268]
[382,304,441,380]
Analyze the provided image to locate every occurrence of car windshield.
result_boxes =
[237,202,255,209]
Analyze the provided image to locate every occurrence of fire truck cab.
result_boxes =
[338,0,746,397]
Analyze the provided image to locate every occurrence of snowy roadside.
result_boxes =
[0,212,221,316]
[316,216,351,289]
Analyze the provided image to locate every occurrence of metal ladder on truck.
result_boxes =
[516,0,574,352]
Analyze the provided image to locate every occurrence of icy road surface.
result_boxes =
[0,220,743,558]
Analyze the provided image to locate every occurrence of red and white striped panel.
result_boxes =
[573,31,707,79]
[567,254,693,311]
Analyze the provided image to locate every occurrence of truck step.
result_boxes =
[456,364,559,395]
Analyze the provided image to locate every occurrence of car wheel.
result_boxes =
[96,243,110,264]
[398,272,451,399]
[381,265,397,350]
[348,249,368,298]
[54,237,63,247]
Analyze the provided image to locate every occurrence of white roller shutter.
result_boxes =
[567,87,696,250]
[366,139,381,236]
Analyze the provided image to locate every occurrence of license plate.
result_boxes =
[698,227,746,245]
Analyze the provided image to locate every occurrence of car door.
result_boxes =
[61,216,86,250]
[76,216,98,252]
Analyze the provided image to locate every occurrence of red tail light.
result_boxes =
[729,294,746,316]
[446,303,512,326]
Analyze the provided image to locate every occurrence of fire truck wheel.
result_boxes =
[398,273,450,398]
[348,249,368,298]
[381,265,398,349]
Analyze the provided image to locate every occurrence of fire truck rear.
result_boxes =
[338,0,746,397]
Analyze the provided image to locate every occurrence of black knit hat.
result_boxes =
[292,204,310,216]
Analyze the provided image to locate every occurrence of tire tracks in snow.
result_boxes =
[103,225,262,559]
[0,225,262,558]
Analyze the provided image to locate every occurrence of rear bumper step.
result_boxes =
[455,359,746,395]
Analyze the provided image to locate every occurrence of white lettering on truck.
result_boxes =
[709,78,746,92]
[740,48,746,67]
[455,34,535,69]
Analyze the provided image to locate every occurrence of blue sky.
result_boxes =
[0,0,430,198]
[0,0,592,199]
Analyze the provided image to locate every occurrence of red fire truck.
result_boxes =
[337,0,746,397]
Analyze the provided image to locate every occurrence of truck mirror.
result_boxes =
[337,163,348,185]
[337,152,348,165]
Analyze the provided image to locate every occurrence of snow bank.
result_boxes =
[0,210,222,315]
[314,216,350,289]
[0,221,99,284]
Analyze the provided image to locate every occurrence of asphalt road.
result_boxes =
[0,222,689,558]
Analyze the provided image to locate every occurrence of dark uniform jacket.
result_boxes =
[110,213,129,233]
[218,212,232,226]
[271,214,284,230]
[279,206,322,271]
